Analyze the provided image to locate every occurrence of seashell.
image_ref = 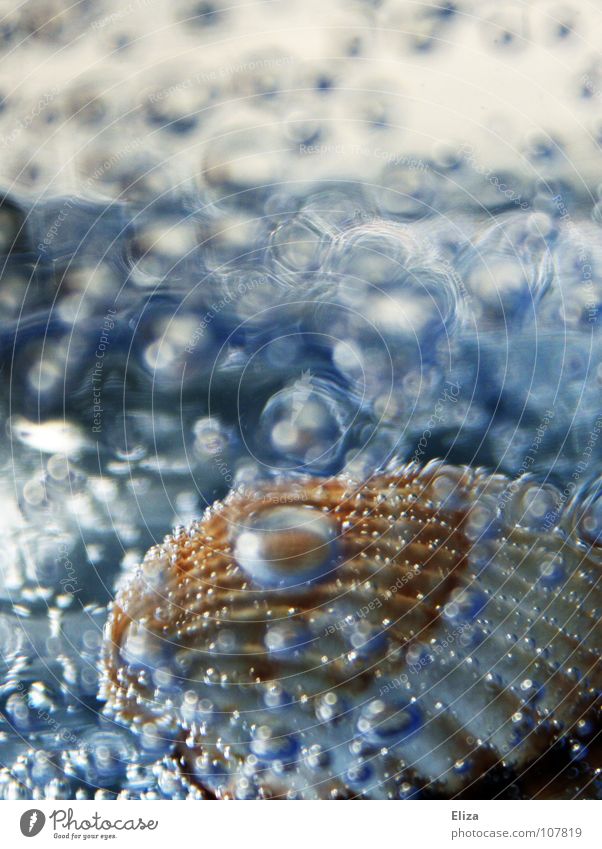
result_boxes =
[100,460,602,799]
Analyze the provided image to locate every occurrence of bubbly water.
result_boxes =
[0,0,601,799]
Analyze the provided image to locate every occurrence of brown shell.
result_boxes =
[101,462,602,799]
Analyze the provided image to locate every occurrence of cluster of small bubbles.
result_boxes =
[125,211,204,286]
[2,167,602,487]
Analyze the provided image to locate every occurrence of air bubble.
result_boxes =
[233,505,339,589]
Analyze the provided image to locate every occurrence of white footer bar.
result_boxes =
[2,799,600,848]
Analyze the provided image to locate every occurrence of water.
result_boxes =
[0,0,601,800]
